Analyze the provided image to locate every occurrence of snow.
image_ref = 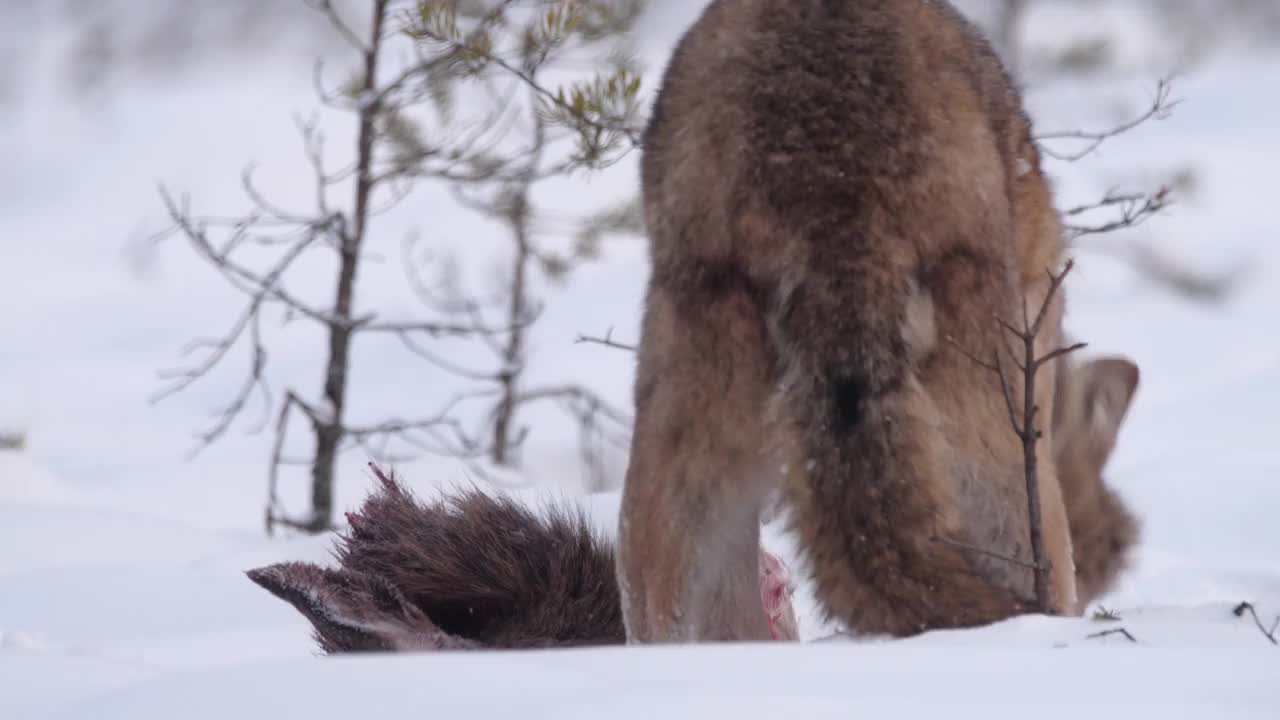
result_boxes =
[0,454,75,504]
[24,643,1280,720]
[2,2,1279,717]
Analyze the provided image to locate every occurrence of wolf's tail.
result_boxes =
[775,271,1032,637]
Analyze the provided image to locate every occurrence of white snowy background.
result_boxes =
[1,1,1277,717]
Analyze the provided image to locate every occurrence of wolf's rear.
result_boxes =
[618,0,1078,641]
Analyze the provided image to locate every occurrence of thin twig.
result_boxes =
[1064,187,1172,240]
[931,534,1041,571]
[1233,602,1279,645]
[946,337,1023,435]
[1092,606,1122,622]
[1085,627,1139,644]
[946,260,1086,613]
[304,0,369,53]
[515,384,634,430]
[575,328,637,352]
[1035,79,1179,162]
[474,51,642,148]
[265,391,300,536]
[367,0,522,111]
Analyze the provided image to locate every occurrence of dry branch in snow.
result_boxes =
[946,260,1086,614]
[1085,627,1139,644]
[1233,602,1279,646]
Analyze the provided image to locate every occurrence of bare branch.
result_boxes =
[931,533,1040,571]
[1085,627,1139,644]
[359,312,539,338]
[392,329,504,382]
[183,314,273,458]
[1064,187,1172,240]
[264,389,337,535]
[400,237,510,355]
[992,351,1024,437]
[945,337,1022,436]
[945,259,1086,613]
[515,383,633,429]
[304,0,369,54]
[575,327,637,352]
[1032,263,1074,335]
[1233,602,1279,646]
[1036,79,1179,162]
[1092,606,1122,622]
[241,164,323,227]
[295,114,336,225]
[155,190,342,325]
[162,0,653,528]
[476,50,642,149]
[1035,342,1089,372]
[150,208,323,455]
[265,391,299,536]
[368,0,522,111]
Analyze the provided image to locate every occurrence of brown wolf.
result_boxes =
[618,0,1079,642]
[1053,352,1143,607]
[246,352,1140,652]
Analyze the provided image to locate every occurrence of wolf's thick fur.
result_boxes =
[246,355,1141,653]
[619,0,1078,641]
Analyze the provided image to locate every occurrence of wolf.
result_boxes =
[618,0,1084,642]
[1052,353,1142,605]
[247,351,1140,652]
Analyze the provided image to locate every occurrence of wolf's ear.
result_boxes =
[246,563,478,654]
[1077,356,1140,445]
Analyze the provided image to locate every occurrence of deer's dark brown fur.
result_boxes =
[249,469,624,652]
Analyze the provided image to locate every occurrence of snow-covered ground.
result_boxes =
[2,2,1278,717]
